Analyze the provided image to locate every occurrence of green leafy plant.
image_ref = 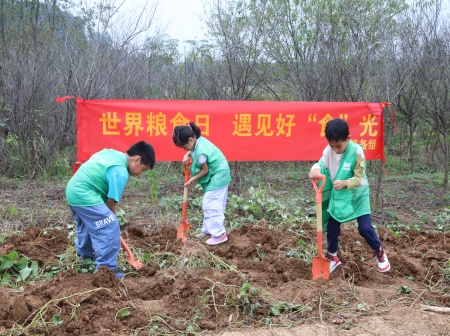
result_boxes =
[116,307,131,320]
[269,301,302,316]
[237,282,261,316]
[397,285,412,294]
[0,251,39,286]
[116,209,128,226]
[147,169,160,202]
[1,206,19,220]
[285,239,314,262]
[52,314,64,326]
[433,208,450,231]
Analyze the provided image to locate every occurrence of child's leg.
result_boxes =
[70,205,95,259]
[73,205,121,272]
[202,186,227,237]
[356,214,381,251]
[327,216,341,253]
[357,214,390,272]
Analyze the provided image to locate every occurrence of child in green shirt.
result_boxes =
[66,141,155,278]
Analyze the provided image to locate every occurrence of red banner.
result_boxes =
[56,97,386,163]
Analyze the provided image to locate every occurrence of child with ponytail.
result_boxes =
[173,122,231,245]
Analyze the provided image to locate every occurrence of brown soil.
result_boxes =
[0,178,449,335]
[0,223,449,335]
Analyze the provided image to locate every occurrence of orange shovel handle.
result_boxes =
[120,236,133,256]
[183,158,192,183]
[120,236,144,269]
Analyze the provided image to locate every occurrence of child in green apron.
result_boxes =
[173,122,231,245]
[309,118,390,273]
[66,141,155,278]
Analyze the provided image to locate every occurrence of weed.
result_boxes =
[441,259,450,286]
[147,169,160,202]
[116,209,128,226]
[432,208,450,231]
[285,239,314,262]
[0,251,39,286]
[143,251,177,269]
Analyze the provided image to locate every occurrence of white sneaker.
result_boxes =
[374,249,391,272]
[325,253,342,273]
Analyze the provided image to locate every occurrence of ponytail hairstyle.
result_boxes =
[173,121,201,146]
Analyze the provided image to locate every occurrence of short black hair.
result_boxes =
[127,141,155,169]
[325,118,349,142]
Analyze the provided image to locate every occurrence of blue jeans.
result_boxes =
[327,214,381,253]
[69,205,121,272]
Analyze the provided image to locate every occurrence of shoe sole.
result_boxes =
[195,234,211,238]
[206,236,228,245]
[378,264,391,272]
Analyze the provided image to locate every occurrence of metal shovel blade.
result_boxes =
[177,220,190,244]
[312,256,330,280]
[120,237,144,270]
[312,227,330,280]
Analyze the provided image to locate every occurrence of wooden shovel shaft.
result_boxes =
[182,187,188,218]
[177,158,192,243]
[316,202,324,259]
[312,174,330,280]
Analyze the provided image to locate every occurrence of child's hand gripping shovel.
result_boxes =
[120,236,144,270]
[312,173,330,280]
[177,158,192,243]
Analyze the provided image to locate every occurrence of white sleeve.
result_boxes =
[197,153,207,165]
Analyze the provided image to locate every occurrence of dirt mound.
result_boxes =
[0,224,449,335]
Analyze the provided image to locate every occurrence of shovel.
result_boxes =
[120,236,144,270]
[312,173,330,280]
[177,159,192,243]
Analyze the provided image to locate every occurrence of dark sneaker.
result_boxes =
[325,253,342,273]
[374,249,391,272]
[206,232,228,245]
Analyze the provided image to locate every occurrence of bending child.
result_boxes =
[66,141,155,278]
[173,122,231,245]
[309,118,390,273]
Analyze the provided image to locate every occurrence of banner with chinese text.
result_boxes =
[56,97,386,163]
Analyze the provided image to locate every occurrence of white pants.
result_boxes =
[202,186,228,237]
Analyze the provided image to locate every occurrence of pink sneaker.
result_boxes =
[206,232,228,245]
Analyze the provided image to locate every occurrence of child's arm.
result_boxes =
[185,162,208,187]
[107,198,117,214]
[308,163,321,179]
[182,151,191,164]
[337,148,365,190]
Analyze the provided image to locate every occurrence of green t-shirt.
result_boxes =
[66,149,128,206]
